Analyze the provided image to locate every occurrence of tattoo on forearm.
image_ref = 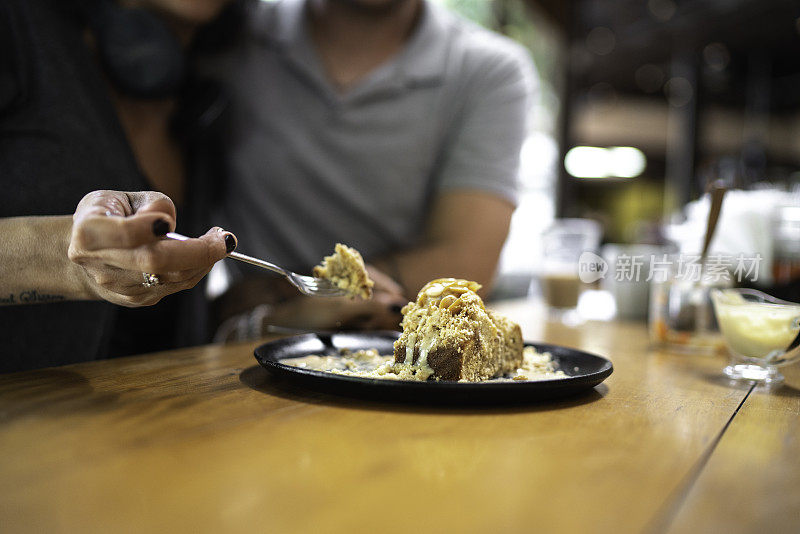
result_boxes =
[0,290,66,306]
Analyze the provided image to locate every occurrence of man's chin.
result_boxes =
[142,0,234,26]
[329,0,415,16]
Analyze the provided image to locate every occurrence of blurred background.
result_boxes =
[435,0,800,301]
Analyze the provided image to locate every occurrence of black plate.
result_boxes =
[254,331,613,404]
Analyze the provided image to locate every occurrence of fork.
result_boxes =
[165,232,348,297]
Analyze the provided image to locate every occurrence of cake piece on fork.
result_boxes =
[313,243,374,300]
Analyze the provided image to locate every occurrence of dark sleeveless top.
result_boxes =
[0,0,184,372]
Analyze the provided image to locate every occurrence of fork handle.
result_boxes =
[165,232,286,276]
[226,251,286,275]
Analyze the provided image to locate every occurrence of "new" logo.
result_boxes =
[578,252,608,283]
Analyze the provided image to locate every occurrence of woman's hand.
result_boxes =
[68,190,236,307]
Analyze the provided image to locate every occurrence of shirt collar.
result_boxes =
[396,0,452,85]
[269,0,308,48]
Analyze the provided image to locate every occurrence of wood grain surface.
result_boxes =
[0,299,796,533]
[667,366,800,534]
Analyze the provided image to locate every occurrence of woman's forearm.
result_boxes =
[0,216,93,305]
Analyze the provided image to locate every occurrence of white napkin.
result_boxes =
[665,188,800,284]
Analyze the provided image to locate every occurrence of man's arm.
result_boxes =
[373,190,514,298]
[214,190,512,338]
[375,38,535,298]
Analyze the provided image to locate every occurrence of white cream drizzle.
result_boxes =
[402,310,439,371]
[417,331,438,370]
[404,312,430,365]
[404,332,416,365]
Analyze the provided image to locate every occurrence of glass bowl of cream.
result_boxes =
[711,288,800,385]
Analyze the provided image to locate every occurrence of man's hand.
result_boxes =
[212,264,410,342]
[263,264,409,331]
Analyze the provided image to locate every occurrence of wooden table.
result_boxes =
[1,299,798,533]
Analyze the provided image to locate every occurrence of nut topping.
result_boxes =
[439,295,457,309]
[425,284,444,297]
[416,278,483,309]
[447,298,464,314]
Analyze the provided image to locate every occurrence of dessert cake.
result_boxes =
[313,243,374,300]
[392,278,524,381]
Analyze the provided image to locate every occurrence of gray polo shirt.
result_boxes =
[209,0,536,272]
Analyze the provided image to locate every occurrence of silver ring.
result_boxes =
[142,272,161,288]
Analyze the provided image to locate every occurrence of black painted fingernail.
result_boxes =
[152,219,169,237]
[225,233,237,253]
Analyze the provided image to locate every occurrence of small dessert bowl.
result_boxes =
[710,288,800,385]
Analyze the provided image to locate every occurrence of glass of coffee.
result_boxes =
[539,219,602,319]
